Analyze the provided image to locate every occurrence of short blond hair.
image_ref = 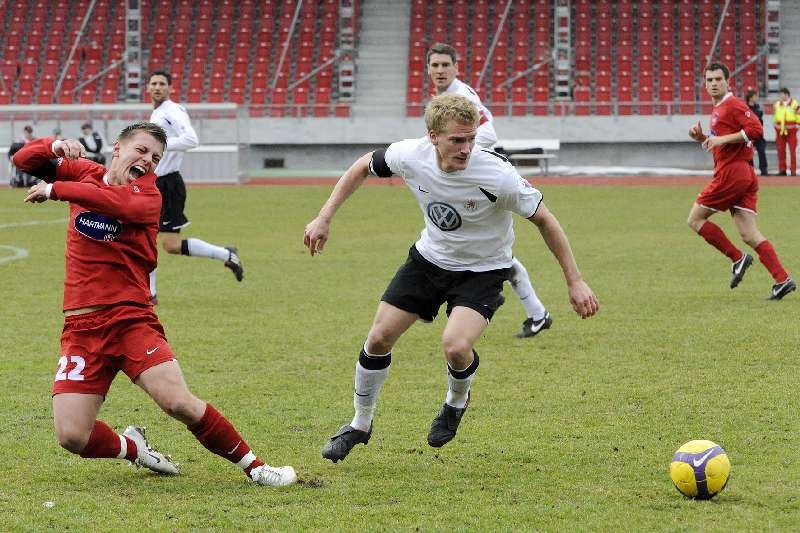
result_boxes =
[424,93,479,133]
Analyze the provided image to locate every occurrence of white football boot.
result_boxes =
[250,464,297,487]
[122,426,180,475]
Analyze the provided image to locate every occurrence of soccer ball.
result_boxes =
[670,440,731,500]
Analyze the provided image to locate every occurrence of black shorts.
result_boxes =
[155,171,190,233]
[381,245,510,322]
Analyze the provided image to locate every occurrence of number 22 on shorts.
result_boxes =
[55,355,86,381]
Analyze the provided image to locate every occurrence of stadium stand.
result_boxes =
[0,0,360,116]
[0,0,773,118]
[407,0,769,116]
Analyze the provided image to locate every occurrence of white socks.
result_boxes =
[509,257,546,320]
[350,344,391,432]
[185,238,230,261]
[445,353,479,409]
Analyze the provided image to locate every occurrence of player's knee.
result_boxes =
[687,217,702,232]
[162,240,181,254]
[55,426,90,454]
[366,328,396,354]
[159,394,204,424]
[442,338,473,366]
[742,234,762,248]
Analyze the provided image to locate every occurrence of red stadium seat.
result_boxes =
[574,86,591,116]
[490,87,508,116]
[511,86,528,116]
[532,86,548,116]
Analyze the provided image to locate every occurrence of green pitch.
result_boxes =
[1,182,797,531]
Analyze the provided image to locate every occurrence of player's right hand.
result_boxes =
[24,181,49,203]
[304,217,330,256]
[52,139,86,160]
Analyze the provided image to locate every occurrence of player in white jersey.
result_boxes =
[428,43,552,339]
[147,71,243,303]
[304,94,598,462]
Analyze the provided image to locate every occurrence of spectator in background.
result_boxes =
[7,125,37,187]
[19,124,35,143]
[773,88,798,176]
[745,90,768,176]
[79,122,106,165]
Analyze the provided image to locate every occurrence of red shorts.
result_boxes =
[53,304,176,396]
[696,161,759,213]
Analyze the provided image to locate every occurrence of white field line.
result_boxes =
[0,245,29,264]
[0,218,67,264]
[0,217,69,230]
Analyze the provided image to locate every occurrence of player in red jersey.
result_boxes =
[13,122,296,486]
[687,63,795,300]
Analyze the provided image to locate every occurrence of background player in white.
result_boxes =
[304,94,598,462]
[147,71,243,303]
[428,43,552,339]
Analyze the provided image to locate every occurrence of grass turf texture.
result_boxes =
[0,182,798,531]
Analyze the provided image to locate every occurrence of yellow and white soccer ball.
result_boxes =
[670,440,731,499]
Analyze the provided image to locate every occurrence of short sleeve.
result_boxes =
[498,171,543,218]
[370,139,416,178]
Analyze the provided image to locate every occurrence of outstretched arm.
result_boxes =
[528,202,599,319]
[303,152,373,256]
[12,138,86,182]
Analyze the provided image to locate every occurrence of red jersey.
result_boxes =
[708,92,763,172]
[13,137,161,311]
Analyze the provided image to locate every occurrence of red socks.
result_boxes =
[76,408,266,478]
[79,420,137,461]
[697,221,742,262]
[188,403,264,475]
[755,240,789,283]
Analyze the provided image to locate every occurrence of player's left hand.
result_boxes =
[568,280,599,319]
[24,181,49,203]
[701,136,723,151]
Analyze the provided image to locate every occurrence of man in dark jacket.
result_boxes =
[78,122,106,165]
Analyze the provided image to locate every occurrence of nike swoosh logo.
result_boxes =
[227,440,241,455]
[146,346,160,355]
[354,391,369,397]
[418,185,429,194]
[692,448,716,467]
[479,187,497,203]
[147,452,161,464]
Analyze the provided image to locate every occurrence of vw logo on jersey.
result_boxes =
[74,211,123,242]
[427,202,462,231]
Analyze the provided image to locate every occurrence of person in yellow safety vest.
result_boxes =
[773,87,799,176]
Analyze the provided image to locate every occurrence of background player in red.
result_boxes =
[687,63,795,300]
[14,123,296,486]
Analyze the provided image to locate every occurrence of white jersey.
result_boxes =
[374,137,542,271]
[149,99,199,176]
[443,78,498,148]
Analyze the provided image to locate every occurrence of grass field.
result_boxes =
[0,181,798,531]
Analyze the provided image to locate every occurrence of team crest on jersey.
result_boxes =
[711,111,719,126]
[427,202,462,231]
[74,211,123,242]
[464,199,477,210]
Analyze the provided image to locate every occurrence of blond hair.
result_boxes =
[424,93,479,133]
